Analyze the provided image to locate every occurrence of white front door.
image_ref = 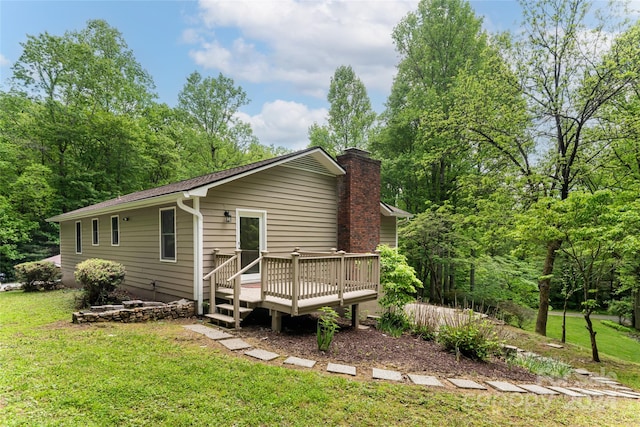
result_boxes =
[236,209,266,283]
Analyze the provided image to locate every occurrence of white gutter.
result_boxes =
[177,193,204,315]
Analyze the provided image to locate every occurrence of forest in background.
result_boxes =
[2,0,640,345]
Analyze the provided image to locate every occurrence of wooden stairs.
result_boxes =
[204,291,260,329]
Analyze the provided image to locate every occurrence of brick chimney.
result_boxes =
[336,148,381,253]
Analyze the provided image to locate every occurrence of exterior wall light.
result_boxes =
[224,211,232,223]
[122,217,130,222]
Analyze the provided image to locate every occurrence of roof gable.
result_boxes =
[48,147,344,222]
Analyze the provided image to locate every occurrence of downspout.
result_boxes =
[177,194,204,315]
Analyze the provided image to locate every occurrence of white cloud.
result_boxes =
[0,54,9,67]
[190,0,417,98]
[237,100,327,150]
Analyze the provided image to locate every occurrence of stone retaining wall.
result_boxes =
[72,299,195,323]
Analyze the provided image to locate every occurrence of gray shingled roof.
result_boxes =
[48,147,333,221]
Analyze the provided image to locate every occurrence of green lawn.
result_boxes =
[1,290,639,426]
[541,313,640,364]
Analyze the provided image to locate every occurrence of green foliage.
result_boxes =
[436,311,502,361]
[377,311,411,338]
[74,258,125,306]
[308,65,376,156]
[507,353,572,379]
[608,298,633,324]
[495,301,535,329]
[14,261,61,292]
[600,320,634,334]
[316,307,339,351]
[377,244,423,312]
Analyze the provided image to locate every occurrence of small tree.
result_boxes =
[377,245,423,335]
[75,259,125,306]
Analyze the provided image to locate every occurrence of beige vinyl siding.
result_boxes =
[59,203,194,301]
[380,215,397,248]
[201,165,338,282]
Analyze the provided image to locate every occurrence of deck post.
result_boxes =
[374,250,381,294]
[338,251,346,305]
[351,304,360,328]
[291,251,300,316]
[271,310,282,332]
[211,249,219,314]
[260,250,269,301]
[234,249,242,329]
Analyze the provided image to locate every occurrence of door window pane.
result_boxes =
[240,216,260,274]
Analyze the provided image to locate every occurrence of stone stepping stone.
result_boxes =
[447,378,487,390]
[486,381,527,393]
[568,387,605,396]
[573,368,591,376]
[218,338,252,351]
[518,384,559,395]
[408,374,445,387]
[283,356,316,368]
[372,368,403,382]
[596,380,620,386]
[327,363,356,376]
[245,349,279,361]
[547,386,587,397]
[597,389,640,399]
[184,324,233,340]
[610,385,634,391]
[591,376,613,381]
[546,343,563,349]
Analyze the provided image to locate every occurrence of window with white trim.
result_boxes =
[111,215,120,246]
[91,218,99,246]
[160,208,176,261]
[75,221,82,254]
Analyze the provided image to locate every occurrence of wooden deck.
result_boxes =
[205,249,380,329]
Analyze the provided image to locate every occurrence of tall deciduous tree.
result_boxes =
[372,0,489,213]
[11,19,156,212]
[177,71,257,174]
[308,65,376,157]
[500,0,640,335]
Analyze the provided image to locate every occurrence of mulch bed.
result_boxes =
[235,309,538,383]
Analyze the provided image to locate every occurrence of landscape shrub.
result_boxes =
[377,244,423,336]
[496,301,536,329]
[14,261,62,292]
[507,353,572,378]
[436,311,502,361]
[317,307,339,351]
[75,259,125,306]
[408,304,443,341]
[600,319,635,334]
[607,298,633,324]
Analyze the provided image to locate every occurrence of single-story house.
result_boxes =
[47,147,411,329]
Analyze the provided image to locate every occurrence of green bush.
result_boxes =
[317,307,339,351]
[496,301,535,329]
[376,245,422,337]
[14,261,62,292]
[75,259,125,306]
[507,353,572,378]
[607,298,633,324]
[377,311,410,337]
[600,319,634,334]
[436,311,502,361]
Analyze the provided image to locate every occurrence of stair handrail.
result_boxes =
[226,255,263,282]
[203,254,237,281]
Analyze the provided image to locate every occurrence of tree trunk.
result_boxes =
[470,249,476,292]
[536,239,562,335]
[561,298,568,343]
[634,289,640,330]
[584,312,601,363]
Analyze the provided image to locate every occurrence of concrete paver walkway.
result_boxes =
[183,323,639,400]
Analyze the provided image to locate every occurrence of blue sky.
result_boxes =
[0,1,632,150]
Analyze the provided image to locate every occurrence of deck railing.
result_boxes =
[206,249,380,318]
